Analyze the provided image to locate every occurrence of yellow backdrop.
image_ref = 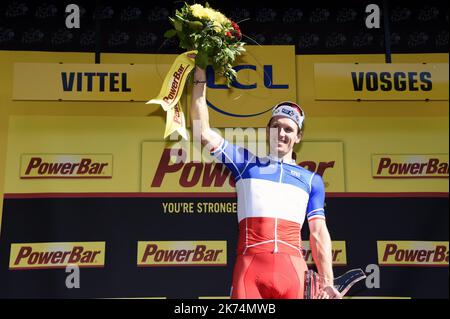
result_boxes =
[0,49,448,234]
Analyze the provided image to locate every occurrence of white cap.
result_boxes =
[270,101,305,130]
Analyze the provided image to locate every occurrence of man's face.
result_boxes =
[267,116,301,157]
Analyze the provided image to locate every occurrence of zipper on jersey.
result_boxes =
[274,161,284,253]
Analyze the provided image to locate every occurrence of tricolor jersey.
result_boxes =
[211,139,326,256]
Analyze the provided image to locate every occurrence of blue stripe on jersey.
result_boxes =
[306,174,326,218]
[237,158,312,194]
[212,139,326,220]
[212,140,253,178]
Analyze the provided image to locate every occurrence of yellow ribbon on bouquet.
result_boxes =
[146,50,197,140]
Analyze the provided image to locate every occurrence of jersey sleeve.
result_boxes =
[306,173,326,222]
[210,138,254,179]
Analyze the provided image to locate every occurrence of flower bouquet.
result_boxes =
[147,3,245,140]
[164,2,246,86]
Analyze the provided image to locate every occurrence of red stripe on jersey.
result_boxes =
[237,217,303,256]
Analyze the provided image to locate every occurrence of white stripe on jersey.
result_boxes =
[235,177,309,223]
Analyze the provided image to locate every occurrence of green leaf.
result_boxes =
[176,30,192,49]
[204,43,214,55]
[190,33,201,46]
[163,29,177,39]
[188,20,203,30]
[224,48,234,59]
[196,50,209,69]
[179,38,192,50]
[173,19,183,31]
[176,30,186,42]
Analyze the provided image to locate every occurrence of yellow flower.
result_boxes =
[190,4,230,28]
[190,4,209,19]
[213,21,222,32]
[210,10,229,25]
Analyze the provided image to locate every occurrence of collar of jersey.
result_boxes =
[267,154,296,164]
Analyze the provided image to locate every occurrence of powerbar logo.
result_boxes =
[20,154,113,178]
[372,154,449,178]
[137,241,227,266]
[150,148,336,189]
[163,64,187,104]
[378,241,449,266]
[10,242,105,270]
[302,241,347,266]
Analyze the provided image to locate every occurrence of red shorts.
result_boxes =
[230,252,308,299]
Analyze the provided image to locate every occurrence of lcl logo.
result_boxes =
[206,65,289,90]
[205,65,290,117]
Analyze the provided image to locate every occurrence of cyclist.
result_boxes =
[190,65,341,299]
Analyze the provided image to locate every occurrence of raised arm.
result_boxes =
[190,65,223,150]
